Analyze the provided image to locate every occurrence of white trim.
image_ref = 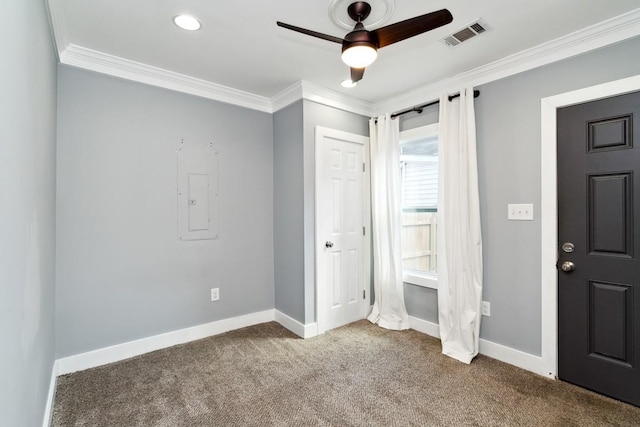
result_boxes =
[399,123,439,142]
[271,81,305,113]
[52,309,321,380]
[271,80,375,116]
[299,81,374,117]
[362,130,373,323]
[274,310,318,339]
[540,97,559,378]
[56,310,275,375]
[60,44,273,113]
[58,45,374,116]
[408,315,441,338]
[45,0,69,58]
[46,6,640,116]
[373,8,640,115]
[540,74,640,379]
[42,362,58,427]
[47,309,545,410]
[403,272,438,289]
[409,316,544,376]
[479,338,545,377]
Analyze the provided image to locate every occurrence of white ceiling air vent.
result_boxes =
[443,19,488,47]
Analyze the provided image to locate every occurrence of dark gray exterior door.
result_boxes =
[557,91,640,407]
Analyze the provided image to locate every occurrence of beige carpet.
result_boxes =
[51,321,640,426]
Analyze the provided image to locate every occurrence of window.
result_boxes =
[399,124,438,289]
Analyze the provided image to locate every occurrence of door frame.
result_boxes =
[540,74,640,378]
[315,125,371,335]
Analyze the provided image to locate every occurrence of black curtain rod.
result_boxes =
[390,89,480,120]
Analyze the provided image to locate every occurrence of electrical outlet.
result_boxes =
[482,301,491,317]
[507,203,534,221]
[210,288,220,302]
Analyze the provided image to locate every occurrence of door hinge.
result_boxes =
[363,290,366,300]
[362,226,365,236]
[363,162,365,172]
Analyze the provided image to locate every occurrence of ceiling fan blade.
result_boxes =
[277,22,344,44]
[350,67,365,83]
[372,9,453,48]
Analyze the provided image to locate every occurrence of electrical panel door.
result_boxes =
[177,139,219,240]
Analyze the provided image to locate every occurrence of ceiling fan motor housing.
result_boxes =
[342,22,379,53]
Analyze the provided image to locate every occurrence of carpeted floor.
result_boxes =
[51,321,640,426]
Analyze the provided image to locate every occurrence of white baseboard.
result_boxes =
[478,338,544,376]
[274,310,318,338]
[408,315,441,338]
[42,362,58,427]
[52,309,545,391]
[408,316,544,376]
[56,310,275,375]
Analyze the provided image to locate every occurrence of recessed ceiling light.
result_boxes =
[341,79,358,88]
[173,15,201,31]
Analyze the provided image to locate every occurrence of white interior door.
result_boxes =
[315,126,370,334]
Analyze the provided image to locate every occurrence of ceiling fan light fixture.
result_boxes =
[341,44,377,68]
[173,15,202,31]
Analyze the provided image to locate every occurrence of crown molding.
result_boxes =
[271,80,375,116]
[48,4,640,117]
[45,0,69,58]
[373,8,640,115]
[60,44,273,113]
[300,80,375,116]
[271,81,305,112]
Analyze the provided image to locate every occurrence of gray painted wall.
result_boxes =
[273,100,369,324]
[399,107,439,132]
[302,101,370,324]
[56,66,274,357]
[402,36,640,355]
[0,0,58,425]
[4,26,634,427]
[273,101,305,322]
[477,36,640,355]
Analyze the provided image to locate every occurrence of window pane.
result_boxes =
[400,135,438,274]
[401,211,437,273]
[402,160,438,210]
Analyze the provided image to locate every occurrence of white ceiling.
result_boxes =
[54,0,640,105]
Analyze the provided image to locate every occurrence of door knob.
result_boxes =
[325,241,334,248]
[561,261,576,272]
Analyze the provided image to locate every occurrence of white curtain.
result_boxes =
[437,87,483,364]
[367,114,410,330]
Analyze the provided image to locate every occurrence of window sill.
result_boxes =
[403,271,438,290]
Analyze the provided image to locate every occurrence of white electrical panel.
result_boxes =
[177,139,219,240]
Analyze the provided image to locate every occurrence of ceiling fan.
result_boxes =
[277,2,453,84]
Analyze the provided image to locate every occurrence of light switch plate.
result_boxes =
[508,203,534,221]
